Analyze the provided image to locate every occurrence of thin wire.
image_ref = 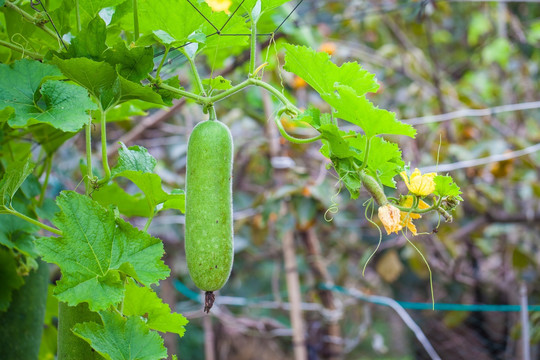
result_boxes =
[220,0,247,32]
[185,0,220,33]
[30,0,67,50]
[419,142,540,173]
[274,0,304,33]
[152,0,305,62]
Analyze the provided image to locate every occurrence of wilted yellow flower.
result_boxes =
[400,168,436,196]
[378,204,402,234]
[206,0,231,13]
[399,196,430,235]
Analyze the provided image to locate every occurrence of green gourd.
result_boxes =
[185,120,233,312]
[0,258,48,360]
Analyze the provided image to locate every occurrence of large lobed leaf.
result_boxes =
[108,143,186,214]
[284,44,379,97]
[51,56,163,110]
[73,311,167,360]
[0,59,96,132]
[124,280,188,336]
[35,191,169,311]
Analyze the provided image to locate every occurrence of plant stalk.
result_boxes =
[85,119,93,195]
[2,207,62,235]
[4,1,60,40]
[132,0,139,41]
[0,39,44,60]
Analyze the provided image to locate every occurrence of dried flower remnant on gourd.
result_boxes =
[378,204,402,234]
[400,168,436,196]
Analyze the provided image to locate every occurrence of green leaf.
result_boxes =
[113,143,156,174]
[35,191,169,311]
[73,311,167,360]
[332,158,362,199]
[0,60,95,132]
[51,56,117,108]
[325,85,416,138]
[51,57,163,109]
[0,0,5,7]
[0,247,25,312]
[283,44,379,97]
[112,145,185,213]
[434,175,463,200]
[162,189,185,213]
[155,76,184,106]
[136,0,213,46]
[104,41,154,82]
[0,211,39,258]
[348,135,404,188]
[30,124,77,155]
[232,0,291,15]
[0,155,35,206]
[92,182,153,217]
[319,124,353,159]
[124,280,188,336]
[203,76,232,91]
[67,16,108,60]
[77,0,125,28]
[15,80,97,132]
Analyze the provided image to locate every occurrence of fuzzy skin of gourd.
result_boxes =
[185,120,234,293]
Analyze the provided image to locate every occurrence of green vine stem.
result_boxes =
[132,0,139,41]
[75,0,81,32]
[148,76,205,102]
[85,118,93,195]
[153,76,301,116]
[273,116,321,144]
[0,39,43,60]
[143,213,154,232]
[4,1,59,40]
[356,136,372,172]
[249,17,257,76]
[155,46,169,79]
[1,207,62,236]
[38,156,52,207]
[184,51,207,97]
[98,107,111,185]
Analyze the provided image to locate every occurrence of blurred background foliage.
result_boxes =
[15,0,540,359]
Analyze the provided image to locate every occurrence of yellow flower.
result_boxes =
[400,168,436,196]
[206,0,231,13]
[378,204,402,235]
[399,196,430,235]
